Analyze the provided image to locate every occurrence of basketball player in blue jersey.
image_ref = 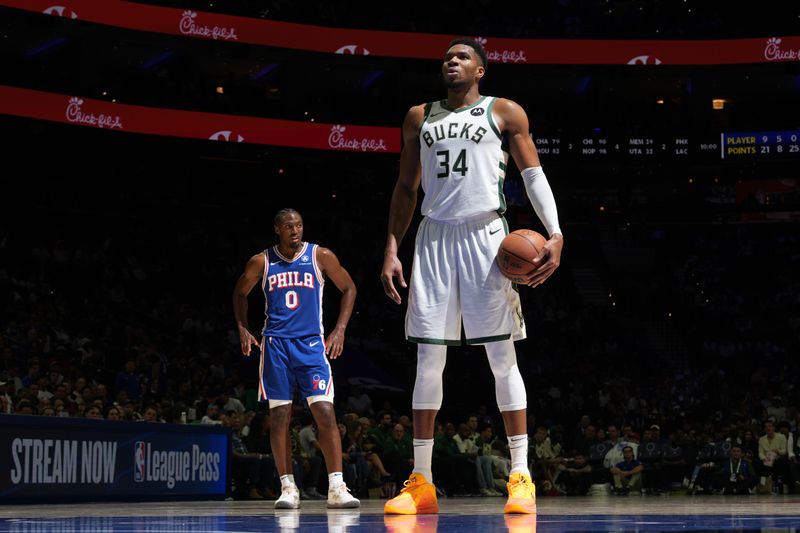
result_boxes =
[233,208,359,509]
[381,38,564,515]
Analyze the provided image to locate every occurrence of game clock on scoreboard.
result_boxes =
[721,130,800,159]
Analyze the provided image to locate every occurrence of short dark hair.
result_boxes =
[274,208,300,226]
[447,38,488,70]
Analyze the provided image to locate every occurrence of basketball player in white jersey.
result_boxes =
[380,38,563,515]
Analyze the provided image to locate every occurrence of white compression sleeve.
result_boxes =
[521,166,562,237]
[485,339,527,412]
[411,343,447,410]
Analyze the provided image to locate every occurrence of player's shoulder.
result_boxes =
[491,97,525,115]
[490,97,530,132]
[405,103,429,122]
[409,102,431,113]
[314,245,337,261]
[249,250,268,263]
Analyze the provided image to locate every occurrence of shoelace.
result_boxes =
[400,475,420,493]
[508,477,529,494]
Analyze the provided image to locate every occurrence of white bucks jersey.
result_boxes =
[418,95,508,221]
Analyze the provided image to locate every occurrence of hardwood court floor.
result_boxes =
[1,495,799,531]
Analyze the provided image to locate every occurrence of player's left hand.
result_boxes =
[325,326,346,359]
[239,327,260,356]
[525,233,563,287]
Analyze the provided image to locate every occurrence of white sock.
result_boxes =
[412,438,434,481]
[280,474,296,489]
[508,434,530,476]
[328,472,344,488]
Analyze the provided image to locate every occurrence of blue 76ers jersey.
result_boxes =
[261,242,324,338]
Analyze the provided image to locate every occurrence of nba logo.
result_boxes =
[134,441,146,482]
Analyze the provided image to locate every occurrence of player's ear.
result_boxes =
[476,65,485,81]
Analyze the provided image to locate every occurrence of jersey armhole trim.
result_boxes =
[261,250,269,290]
[418,102,433,135]
[487,97,503,140]
[312,244,325,285]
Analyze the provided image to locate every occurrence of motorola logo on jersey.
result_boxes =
[470,108,485,116]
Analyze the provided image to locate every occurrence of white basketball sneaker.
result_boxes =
[274,485,300,509]
[327,483,360,508]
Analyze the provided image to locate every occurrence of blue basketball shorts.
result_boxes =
[258,335,334,402]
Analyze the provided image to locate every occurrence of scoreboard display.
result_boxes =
[531,130,799,161]
[532,133,719,161]
[721,130,800,159]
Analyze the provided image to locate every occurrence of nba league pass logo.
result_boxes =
[134,441,221,488]
[134,441,146,482]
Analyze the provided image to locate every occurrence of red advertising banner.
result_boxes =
[2,0,800,65]
[0,85,400,153]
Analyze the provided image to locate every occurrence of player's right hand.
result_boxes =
[239,328,260,356]
[380,253,406,305]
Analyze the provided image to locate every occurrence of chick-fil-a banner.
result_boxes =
[0,85,400,153]
[2,0,799,65]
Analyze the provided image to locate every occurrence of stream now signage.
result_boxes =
[1,414,229,502]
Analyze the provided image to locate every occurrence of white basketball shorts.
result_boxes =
[405,212,526,345]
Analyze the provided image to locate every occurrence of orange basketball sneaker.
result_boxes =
[504,513,537,533]
[384,473,439,515]
[384,514,440,533]
[504,472,537,514]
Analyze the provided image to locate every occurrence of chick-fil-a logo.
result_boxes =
[328,125,387,152]
[764,37,799,61]
[179,11,239,41]
[65,97,123,130]
[209,130,244,142]
[335,45,370,55]
[475,37,528,64]
[43,5,77,19]
[627,55,663,65]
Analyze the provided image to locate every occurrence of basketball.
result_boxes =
[496,229,547,283]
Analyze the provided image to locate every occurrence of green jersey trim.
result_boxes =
[418,102,433,134]
[486,97,503,140]
[439,95,487,113]
[465,333,512,345]
[407,336,462,346]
